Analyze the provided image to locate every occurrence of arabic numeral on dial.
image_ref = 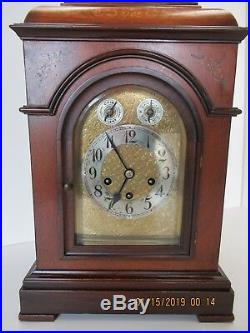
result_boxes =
[155,185,166,197]
[105,197,115,209]
[94,185,102,197]
[88,167,97,179]
[163,166,170,180]
[125,129,136,143]
[147,135,150,149]
[144,196,152,210]
[92,149,103,162]
[125,203,133,214]
[157,147,167,162]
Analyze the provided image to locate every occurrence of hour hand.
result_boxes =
[113,177,128,204]
[112,168,135,204]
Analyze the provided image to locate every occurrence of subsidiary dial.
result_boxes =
[97,98,123,125]
[137,98,164,125]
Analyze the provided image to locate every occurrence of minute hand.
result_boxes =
[105,132,128,170]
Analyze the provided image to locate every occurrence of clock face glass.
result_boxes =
[74,85,186,245]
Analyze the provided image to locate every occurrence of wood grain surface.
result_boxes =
[23,4,238,27]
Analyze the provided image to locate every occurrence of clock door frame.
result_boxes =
[60,71,199,258]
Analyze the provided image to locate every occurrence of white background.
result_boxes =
[2,2,248,331]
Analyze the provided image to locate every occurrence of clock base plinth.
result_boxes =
[197,314,234,322]
[18,313,58,322]
[19,264,234,322]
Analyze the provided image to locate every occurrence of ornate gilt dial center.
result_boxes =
[101,144,159,201]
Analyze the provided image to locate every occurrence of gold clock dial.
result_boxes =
[74,85,186,245]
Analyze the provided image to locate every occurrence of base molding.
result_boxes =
[19,264,234,322]
[197,314,234,322]
[19,313,58,322]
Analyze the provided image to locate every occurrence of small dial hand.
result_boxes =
[104,101,117,121]
[147,100,154,123]
[105,132,128,170]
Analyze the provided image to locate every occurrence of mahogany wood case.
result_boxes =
[10,2,247,322]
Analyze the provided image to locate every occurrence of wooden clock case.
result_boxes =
[10,2,247,322]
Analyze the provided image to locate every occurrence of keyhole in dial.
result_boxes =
[104,177,112,185]
[126,192,133,200]
[148,178,155,186]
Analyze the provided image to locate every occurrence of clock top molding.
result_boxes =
[11,2,247,42]
[24,2,237,26]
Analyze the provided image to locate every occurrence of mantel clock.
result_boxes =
[11,2,247,322]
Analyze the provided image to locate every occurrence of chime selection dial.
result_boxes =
[82,125,176,218]
[97,98,123,125]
